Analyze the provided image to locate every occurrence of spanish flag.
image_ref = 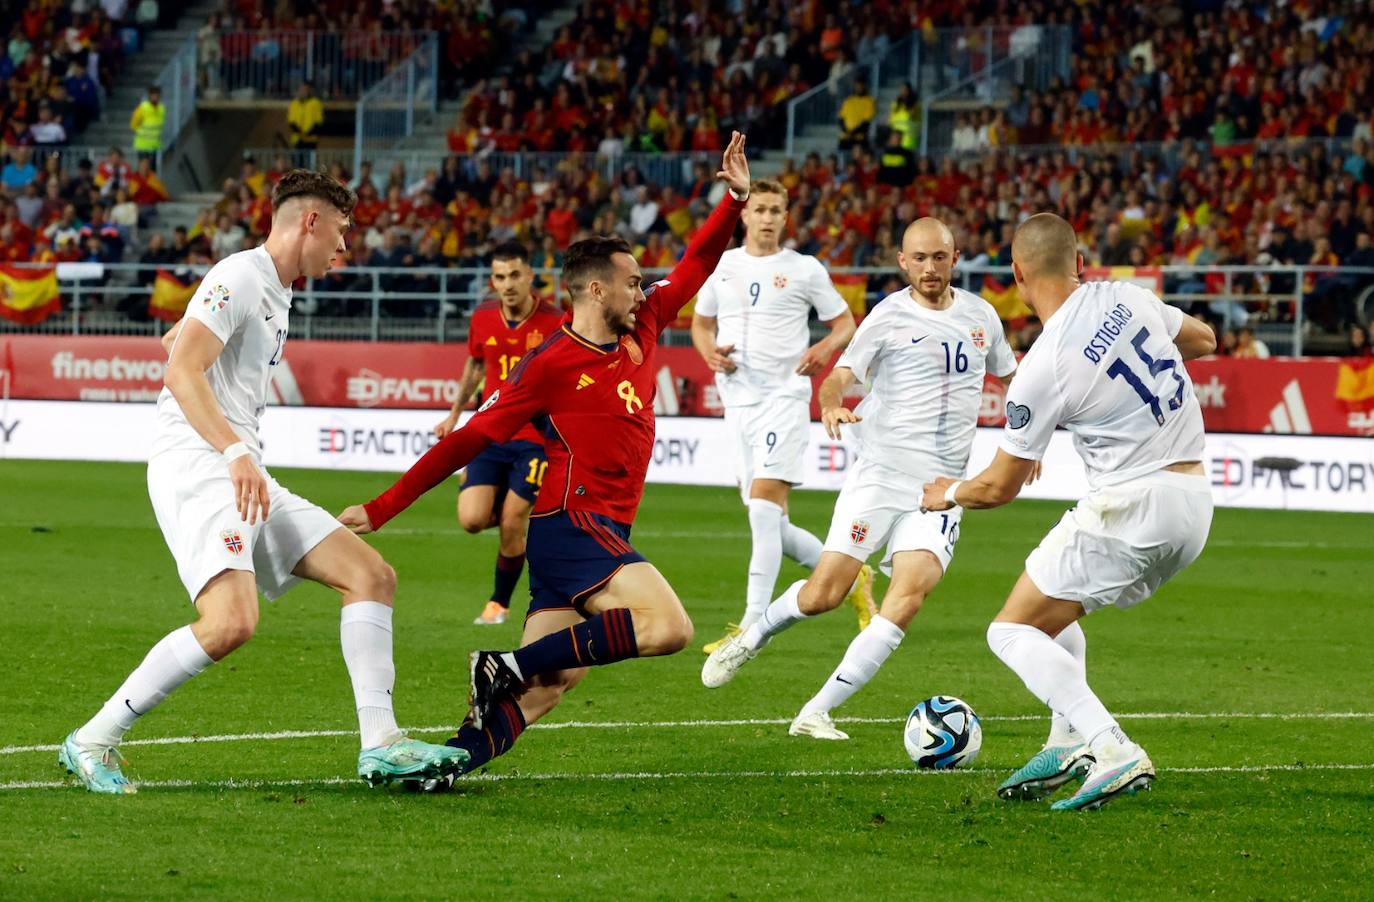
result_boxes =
[0,264,61,325]
[981,276,1030,321]
[1336,359,1374,415]
[832,274,868,319]
[148,269,200,322]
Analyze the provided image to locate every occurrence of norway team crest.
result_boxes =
[849,519,870,544]
[220,529,245,555]
[773,273,788,290]
[969,326,987,350]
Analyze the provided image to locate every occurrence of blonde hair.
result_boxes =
[749,178,788,202]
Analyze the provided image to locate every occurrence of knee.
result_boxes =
[634,607,693,654]
[196,607,258,657]
[880,590,926,628]
[348,556,397,602]
[798,578,847,615]
[457,513,485,534]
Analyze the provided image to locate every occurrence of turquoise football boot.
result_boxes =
[997,744,1094,801]
[1051,750,1155,811]
[357,737,470,786]
[58,732,137,795]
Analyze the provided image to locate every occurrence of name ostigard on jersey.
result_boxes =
[1081,301,1134,364]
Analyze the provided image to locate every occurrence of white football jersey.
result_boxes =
[152,246,292,458]
[695,247,849,406]
[838,286,1017,480]
[1000,280,1205,487]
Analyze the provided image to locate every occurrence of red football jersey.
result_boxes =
[467,299,564,445]
[365,191,746,529]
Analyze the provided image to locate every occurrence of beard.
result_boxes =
[912,274,950,302]
[602,304,635,336]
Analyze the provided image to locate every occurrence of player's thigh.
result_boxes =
[148,450,260,603]
[517,608,589,723]
[290,524,395,602]
[497,490,534,547]
[798,551,865,613]
[457,483,500,530]
[880,549,945,629]
[993,570,1085,639]
[821,457,907,568]
[746,401,808,496]
[882,505,960,578]
[584,561,692,643]
[504,442,547,506]
[749,477,791,506]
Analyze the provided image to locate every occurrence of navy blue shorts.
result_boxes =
[461,440,546,504]
[526,510,646,620]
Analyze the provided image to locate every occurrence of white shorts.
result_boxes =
[147,450,342,602]
[724,400,809,504]
[822,455,961,575]
[1026,470,1213,613]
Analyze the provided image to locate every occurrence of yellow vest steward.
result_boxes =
[131,100,166,151]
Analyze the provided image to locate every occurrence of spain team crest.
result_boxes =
[969,326,987,350]
[773,273,788,290]
[526,329,544,349]
[621,335,643,364]
[849,519,870,544]
[220,529,245,555]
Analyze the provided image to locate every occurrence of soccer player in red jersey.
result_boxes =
[432,241,564,626]
[339,133,752,776]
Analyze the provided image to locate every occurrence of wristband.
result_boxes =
[943,480,964,507]
[728,186,749,201]
[222,441,251,463]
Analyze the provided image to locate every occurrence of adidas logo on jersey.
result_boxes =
[1263,379,1312,434]
[484,336,498,346]
[576,373,595,390]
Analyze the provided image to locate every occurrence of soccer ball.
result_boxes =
[904,695,982,769]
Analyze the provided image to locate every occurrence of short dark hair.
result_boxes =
[491,240,530,265]
[562,236,633,298]
[271,169,356,217]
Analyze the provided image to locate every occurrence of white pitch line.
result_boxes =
[8,762,1374,792]
[4,711,1372,757]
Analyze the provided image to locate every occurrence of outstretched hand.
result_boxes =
[716,131,750,197]
[338,504,375,535]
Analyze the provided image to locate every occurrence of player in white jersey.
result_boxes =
[922,213,1216,811]
[691,178,864,654]
[58,171,466,794]
[703,218,1023,742]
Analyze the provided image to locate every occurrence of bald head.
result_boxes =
[1012,213,1079,279]
[902,217,955,253]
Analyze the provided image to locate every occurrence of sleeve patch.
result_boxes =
[1006,401,1031,430]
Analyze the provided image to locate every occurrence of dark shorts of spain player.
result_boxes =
[524,509,646,622]
[461,439,547,504]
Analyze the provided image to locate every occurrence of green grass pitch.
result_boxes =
[1,459,1371,899]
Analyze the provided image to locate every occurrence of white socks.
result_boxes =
[741,580,810,651]
[74,625,213,749]
[744,499,785,627]
[986,621,1134,758]
[340,601,404,750]
[780,512,823,569]
[1046,621,1086,747]
[798,614,905,719]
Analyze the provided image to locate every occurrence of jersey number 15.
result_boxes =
[1106,326,1185,426]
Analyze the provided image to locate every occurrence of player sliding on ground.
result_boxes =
[432,241,563,625]
[339,133,754,780]
[691,177,870,654]
[921,213,1216,811]
[702,218,1028,741]
[59,171,466,794]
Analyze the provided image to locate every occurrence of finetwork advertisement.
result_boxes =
[2,400,1372,513]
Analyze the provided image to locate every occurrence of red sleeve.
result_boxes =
[467,308,486,357]
[363,352,550,529]
[644,191,745,333]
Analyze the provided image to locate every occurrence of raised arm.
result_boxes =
[647,132,750,324]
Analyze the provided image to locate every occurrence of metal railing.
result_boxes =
[154,36,200,162]
[248,147,719,191]
[923,136,1361,166]
[785,26,1071,157]
[5,263,1371,357]
[207,30,434,100]
[352,35,439,175]
[919,34,1073,155]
